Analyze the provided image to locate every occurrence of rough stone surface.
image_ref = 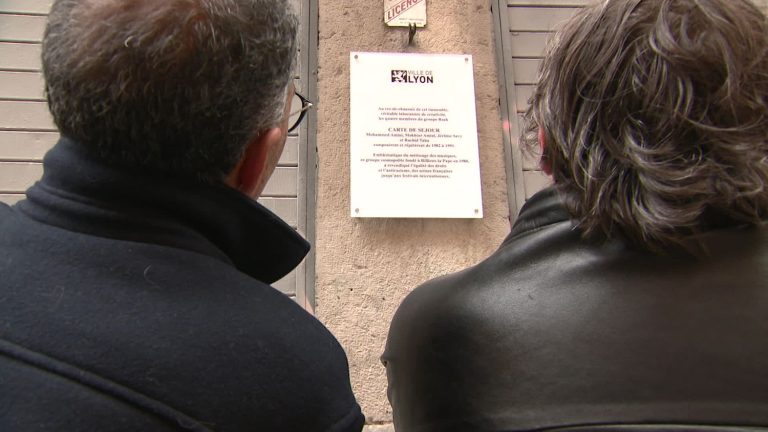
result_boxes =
[363,425,395,432]
[316,0,510,423]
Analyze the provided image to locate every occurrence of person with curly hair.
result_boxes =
[384,0,768,430]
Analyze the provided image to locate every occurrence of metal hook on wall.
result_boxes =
[408,23,417,45]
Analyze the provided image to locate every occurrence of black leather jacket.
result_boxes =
[383,187,768,431]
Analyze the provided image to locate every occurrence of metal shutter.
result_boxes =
[492,0,587,219]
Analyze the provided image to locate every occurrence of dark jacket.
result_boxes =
[383,187,768,432]
[0,138,364,432]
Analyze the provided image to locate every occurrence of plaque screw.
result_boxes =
[474,209,479,214]
[354,54,358,60]
[355,208,360,214]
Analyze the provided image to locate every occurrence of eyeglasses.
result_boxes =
[287,91,314,133]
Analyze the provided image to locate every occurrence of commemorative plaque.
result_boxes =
[349,52,482,218]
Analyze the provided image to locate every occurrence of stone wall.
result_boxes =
[314,0,511,424]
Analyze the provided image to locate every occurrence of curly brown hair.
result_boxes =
[523,0,768,252]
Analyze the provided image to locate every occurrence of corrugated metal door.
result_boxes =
[492,0,587,219]
[0,0,317,308]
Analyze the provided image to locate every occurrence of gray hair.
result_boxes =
[523,0,768,252]
[43,0,298,184]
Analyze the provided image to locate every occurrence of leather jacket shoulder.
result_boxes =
[383,187,768,431]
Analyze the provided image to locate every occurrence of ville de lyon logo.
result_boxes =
[391,70,434,84]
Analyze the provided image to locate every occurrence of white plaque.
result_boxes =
[384,0,426,27]
[350,52,483,218]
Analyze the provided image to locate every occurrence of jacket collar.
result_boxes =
[17,137,309,284]
[504,186,572,244]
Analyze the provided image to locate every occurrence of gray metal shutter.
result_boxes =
[0,0,316,308]
[492,0,587,219]
[0,1,52,205]
[279,0,318,310]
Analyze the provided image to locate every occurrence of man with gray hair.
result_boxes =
[385,0,768,430]
[0,1,363,431]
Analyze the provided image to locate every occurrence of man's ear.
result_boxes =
[538,127,552,176]
[226,127,283,198]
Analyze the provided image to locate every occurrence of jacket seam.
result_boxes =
[0,337,214,432]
